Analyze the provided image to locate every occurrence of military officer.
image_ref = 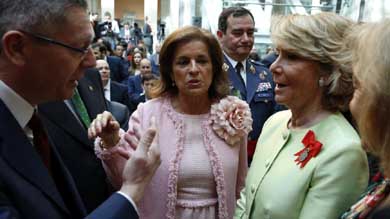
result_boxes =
[217,6,279,163]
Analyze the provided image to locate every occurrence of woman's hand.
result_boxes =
[88,111,120,149]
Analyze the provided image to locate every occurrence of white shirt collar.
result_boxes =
[104,79,111,91]
[0,80,34,129]
[223,52,246,72]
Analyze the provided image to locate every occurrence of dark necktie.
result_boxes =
[71,89,91,128]
[28,112,52,172]
[235,62,245,88]
[29,113,81,216]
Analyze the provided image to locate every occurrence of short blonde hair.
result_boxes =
[348,19,390,175]
[271,12,355,111]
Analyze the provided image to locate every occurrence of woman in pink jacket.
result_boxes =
[89,26,251,219]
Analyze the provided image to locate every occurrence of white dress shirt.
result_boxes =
[103,80,111,101]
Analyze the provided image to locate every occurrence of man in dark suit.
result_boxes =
[149,43,161,75]
[38,68,112,213]
[0,1,160,218]
[113,44,131,76]
[217,7,279,164]
[96,59,135,113]
[128,58,152,107]
[92,43,129,84]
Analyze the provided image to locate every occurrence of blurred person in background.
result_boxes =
[128,50,144,76]
[128,58,152,108]
[96,59,134,113]
[143,16,153,55]
[92,43,128,84]
[149,43,161,75]
[141,73,159,102]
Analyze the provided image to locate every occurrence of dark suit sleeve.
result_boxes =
[0,184,138,219]
[372,207,390,219]
[108,56,129,84]
[0,185,21,219]
[119,60,129,84]
[118,83,135,113]
[127,76,144,107]
[106,100,130,130]
[87,193,138,219]
[111,82,135,113]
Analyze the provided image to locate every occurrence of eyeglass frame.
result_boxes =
[18,30,91,55]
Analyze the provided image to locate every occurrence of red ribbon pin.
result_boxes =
[294,130,322,168]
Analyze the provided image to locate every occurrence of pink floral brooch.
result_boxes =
[209,96,253,146]
[294,130,322,168]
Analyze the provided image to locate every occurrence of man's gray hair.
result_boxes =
[0,0,87,50]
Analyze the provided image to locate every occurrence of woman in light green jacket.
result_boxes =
[234,12,369,219]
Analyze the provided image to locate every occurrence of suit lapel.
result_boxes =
[225,56,247,98]
[110,83,119,101]
[135,75,143,93]
[38,101,92,147]
[0,101,70,215]
[77,76,106,121]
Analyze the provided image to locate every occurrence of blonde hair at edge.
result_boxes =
[270,12,355,111]
[348,19,390,175]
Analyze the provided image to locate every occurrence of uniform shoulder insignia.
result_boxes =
[249,59,265,66]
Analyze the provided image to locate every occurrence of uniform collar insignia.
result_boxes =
[222,63,229,72]
[249,64,256,74]
[88,86,94,91]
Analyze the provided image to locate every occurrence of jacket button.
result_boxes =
[251,185,256,193]
[265,159,270,168]
[264,209,270,219]
[282,130,289,140]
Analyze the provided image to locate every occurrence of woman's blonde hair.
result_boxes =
[271,12,356,111]
[347,19,390,175]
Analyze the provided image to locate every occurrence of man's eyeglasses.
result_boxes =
[18,30,90,55]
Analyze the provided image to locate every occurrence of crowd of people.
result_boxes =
[1,1,390,219]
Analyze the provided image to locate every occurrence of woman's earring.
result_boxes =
[318,78,325,87]
[172,81,175,87]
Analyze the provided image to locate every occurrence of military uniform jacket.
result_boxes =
[224,56,277,141]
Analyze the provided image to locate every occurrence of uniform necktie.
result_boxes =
[71,89,91,128]
[235,62,246,87]
[28,111,52,172]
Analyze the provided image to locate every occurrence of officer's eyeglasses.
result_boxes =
[18,30,91,55]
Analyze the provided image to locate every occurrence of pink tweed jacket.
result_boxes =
[96,97,248,219]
